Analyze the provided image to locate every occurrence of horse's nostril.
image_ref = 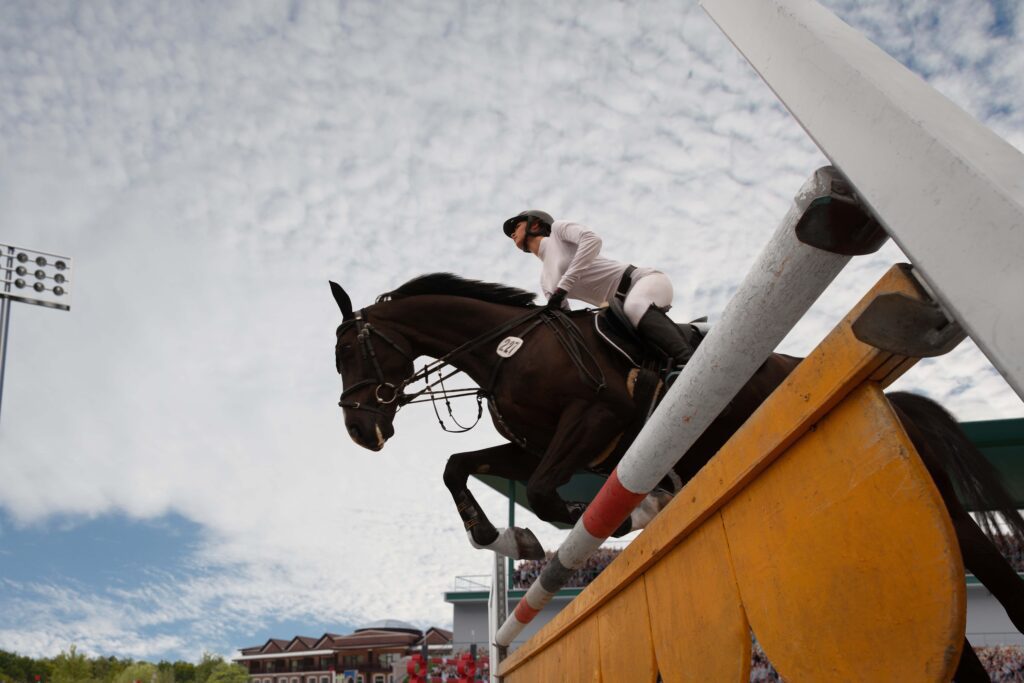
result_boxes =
[348,424,361,440]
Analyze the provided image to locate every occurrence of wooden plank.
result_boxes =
[723,384,965,680]
[645,514,750,682]
[597,579,658,682]
[559,619,603,683]
[501,648,547,683]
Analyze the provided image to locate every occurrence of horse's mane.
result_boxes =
[376,273,537,308]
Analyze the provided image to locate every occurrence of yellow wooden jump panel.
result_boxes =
[499,265,965,682]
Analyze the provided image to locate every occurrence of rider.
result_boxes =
[502,209,695,366]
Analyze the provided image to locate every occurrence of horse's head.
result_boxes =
[331,281,414,451]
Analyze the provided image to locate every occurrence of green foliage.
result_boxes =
[193,653,226,683]
[170,661,196,683]
[51,645,96,683]
[0,648,236,683]
[91,656,132,682]
[113,662,156,683]
[204,663,248,683]
[0,649,40,682]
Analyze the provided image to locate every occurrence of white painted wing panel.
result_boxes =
[702,0,1024,399]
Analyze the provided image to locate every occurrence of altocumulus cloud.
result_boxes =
[0,0,1021,660]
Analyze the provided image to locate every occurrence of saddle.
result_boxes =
[594,298,708,368]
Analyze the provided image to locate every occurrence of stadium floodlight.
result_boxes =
[1,243,73,310]
[0,243,74,422]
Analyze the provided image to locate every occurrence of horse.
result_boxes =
[331,272,1024,681]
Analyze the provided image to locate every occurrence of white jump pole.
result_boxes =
[495,167,862,648]
[702,0,1024,400]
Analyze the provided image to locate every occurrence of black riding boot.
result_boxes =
[636,306,696,366]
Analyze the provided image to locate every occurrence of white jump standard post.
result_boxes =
[495,166,887,648]
[701,0,1024,400]
[488,551,508,682]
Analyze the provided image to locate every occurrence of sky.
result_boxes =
[1,0,1022,664]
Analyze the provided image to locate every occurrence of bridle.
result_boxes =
[337,310,414,418]
[337,305,606,440]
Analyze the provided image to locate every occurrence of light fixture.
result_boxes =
[1,244,73,311]
[1,243,74,422]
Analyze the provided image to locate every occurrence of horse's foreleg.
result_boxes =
[526,400,628,529]
[893,394,1024,637]
[898,426,1024,633]
[443,443,544,560]
[950,501,1024,634]
[919,450,1024,678]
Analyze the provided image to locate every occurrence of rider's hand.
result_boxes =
[545,288,568,310]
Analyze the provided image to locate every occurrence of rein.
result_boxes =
[338,305,606,443]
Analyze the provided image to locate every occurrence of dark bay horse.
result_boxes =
[331,273,1023,680]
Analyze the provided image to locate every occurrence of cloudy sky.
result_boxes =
[1,0,1022,663]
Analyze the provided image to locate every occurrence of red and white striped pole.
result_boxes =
[496,167,873,647]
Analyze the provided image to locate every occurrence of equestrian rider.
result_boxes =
[502,209,695,366]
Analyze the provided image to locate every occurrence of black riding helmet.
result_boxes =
[502,210,554,252]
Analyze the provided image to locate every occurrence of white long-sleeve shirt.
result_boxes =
[536,221,654,307]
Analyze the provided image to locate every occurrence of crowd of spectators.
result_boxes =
[748,645,1024,682]
[512,548,622,589]
[976,646,1024,682]
[750,641,781,682]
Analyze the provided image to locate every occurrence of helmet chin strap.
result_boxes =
[520,219,535,253]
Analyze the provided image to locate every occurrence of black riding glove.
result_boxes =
[545,288,568,310]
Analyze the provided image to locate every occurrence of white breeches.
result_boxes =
[623,272,674,327]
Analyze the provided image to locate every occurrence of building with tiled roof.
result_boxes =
[234,622,453,683]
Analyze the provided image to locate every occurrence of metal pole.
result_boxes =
[507,480,515,591]
[0,297,11,424]
[0,244,11,424]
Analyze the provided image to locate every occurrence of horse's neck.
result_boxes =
[375,297,527,378]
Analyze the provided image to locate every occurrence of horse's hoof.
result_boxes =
[630,490,675,531]
[469,526,546,559]
[513,527,545,560]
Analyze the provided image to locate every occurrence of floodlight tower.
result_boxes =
[0,243,73,422]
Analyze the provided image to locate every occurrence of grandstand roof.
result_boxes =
[356,618,419,633]
[961,418,1024,508]
[237,624,451,658]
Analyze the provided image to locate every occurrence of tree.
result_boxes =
[193,653,223,683]
[0,649,38,682]
[204,663,248,683]
[91,655,130,682]
[113,662,156,683]
[51,645,94,683]
[171,660,196,683]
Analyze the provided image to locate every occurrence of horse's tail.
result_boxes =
[888,391,1024,547]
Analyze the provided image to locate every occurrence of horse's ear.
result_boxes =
[329,281,354,321]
